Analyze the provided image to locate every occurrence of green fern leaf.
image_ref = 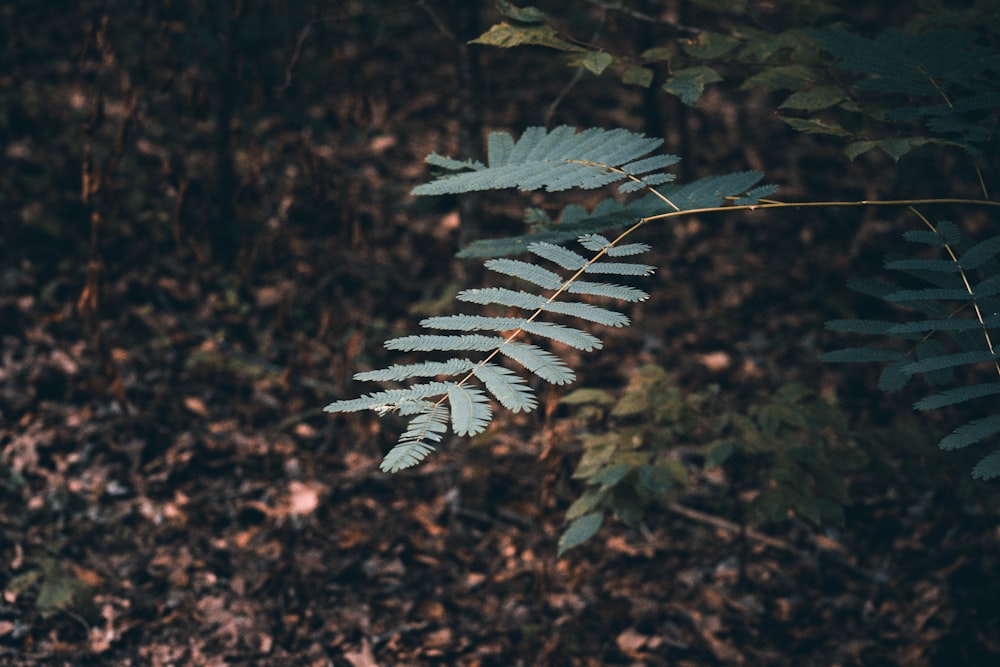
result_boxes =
[566,281,649,302]
[884,259,961,273]
[959,235,1000,270]
[902,230,946,246]
[425,153,485,172]
[820,348,905,363]
[353,358,474,382]
[884,287,972,303]
[878,357,912,392]
[419,315,527,333]
[889,315,1000,335]
[584,261,656,276]
[471,363,538,412]
[939,415,1000,451]
[972,450,1000,480]
[664,171,764,209]
[447,384,492,436]
[973,274,1000,299]
[902,350,999,375]
[824,319,899,335]
[456,287,551,310]
[578,234,650,256]
[456,169,767,259]
[915,383,1000,410]
[484,258,564,289]
[530,242,588,270]
[620,154,680,176]
[734,184,781,206]
[385,334,502,353]
[811,28,992,96]
[903,227,958,247]
[457,288,630,327]
[542,301,630,327]
[324,382,452,414]
[619,172,675,193]
[457,197,652,258]
[420,314,602,350]
[412,126,675,195]
[521,321,604,350]
[498,341,575,384]
[381,404,451,472]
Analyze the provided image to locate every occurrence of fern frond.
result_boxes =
[456,288,630,326]
[353,358,475,382]
[584,261,656,276]
[324,382,452,413]
[903,229,951,247]
[824,319,899,335]
[889,314,1000,334]
[879,358,912,392]
[972,450,1000,480]
[810,28,993,96]
[901,350,999,375]
[446,384,492,436]
[419,314,526,332]
[939,415,1000,451]
[385,334,503,353]
[578,233,651,256]
[973,274,1000,299]
[530,242,588,269]
[381,404,451,472]
[734,184,781,206]
[663,171,765,209]
[521,321,604,350]
[959,236,1000,270]
[456,170,768,259]
[820,348,905,363]
[914,383,1000,410]
[419,314,602,349]
[541,301,631,327]
[884,259,960,273]
[498,341,575,384]
[333,132,665,472]
[471,364,538,412]
[412,126,676,195]
[884,287,973,303]
[425,153,486,172]
[566,280,649,302]
[484,258,564,289]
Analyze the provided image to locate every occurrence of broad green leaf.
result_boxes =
[567,51,615,75]
[661,66,723,106]
[778,86,846,110]
[779,117,852,137]
[845,137,938,162]
[558,512,605,556]
[640,46,673,62]
[565,488,608,520]
[621,65,654,87]
[681,31,740,59]
[739,64,818,92]
[559,388,615,406]
[470,22,583,51]
[494,0,546,23]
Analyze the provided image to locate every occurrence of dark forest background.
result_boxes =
[1,1,998,665]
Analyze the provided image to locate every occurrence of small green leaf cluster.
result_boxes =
[705,384,867,528]
[556,369,865,555]
[473,1,999,161]
[557,364,712,555]
[823,221,1000,479]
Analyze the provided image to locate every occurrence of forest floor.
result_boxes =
[1,2,999,665]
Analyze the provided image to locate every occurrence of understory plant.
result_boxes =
[325,7,1000,552]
